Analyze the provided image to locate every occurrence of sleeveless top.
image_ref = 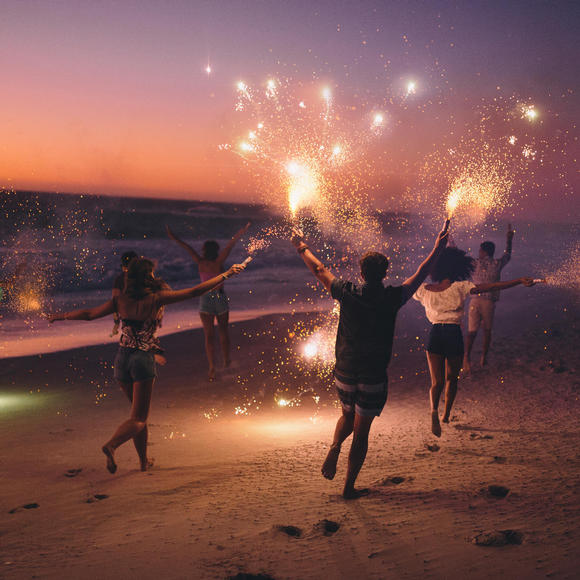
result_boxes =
[114,295,160,352]
[199,270,224,292]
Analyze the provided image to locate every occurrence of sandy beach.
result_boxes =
[1,286,579,580]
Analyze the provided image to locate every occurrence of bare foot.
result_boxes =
[343,487,370,500]
[321,444,341,480]
[102,445,117,474]
[442,415,450,424]
[480,355,488,367]
[140,457,155,472]
[462,357,471,376]
[208,367,216,381]
[431,411,442,437]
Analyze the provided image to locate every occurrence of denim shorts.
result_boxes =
[199,289,229,316]
[114,347,157,383]
[427,324,464,358]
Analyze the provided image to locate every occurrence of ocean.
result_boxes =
[1,190,577,358]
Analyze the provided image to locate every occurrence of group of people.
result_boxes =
[47,218,535,498]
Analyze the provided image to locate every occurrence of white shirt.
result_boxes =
[413,281,475,324]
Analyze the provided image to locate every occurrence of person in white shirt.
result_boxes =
[414,247,534,438]
[464,224,514,372]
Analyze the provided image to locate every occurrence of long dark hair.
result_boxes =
[202,240,220,261]
[125,258,165,299]
[431,247,475,283]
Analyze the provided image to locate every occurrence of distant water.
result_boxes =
[1,191,577,358]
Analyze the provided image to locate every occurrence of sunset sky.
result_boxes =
[0,0,577,217]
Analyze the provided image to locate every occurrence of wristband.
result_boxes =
[297,245,309,254]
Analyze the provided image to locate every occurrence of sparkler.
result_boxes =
[286,160,320,219]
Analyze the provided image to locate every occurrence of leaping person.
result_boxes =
[291,220,449,499]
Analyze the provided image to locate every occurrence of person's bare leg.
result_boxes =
[322,408,354,480]
[102,379,154,473]
[464,331,476,374]
[200,312,216,380]
[427,352,445,437]
[481,329,492,366]
[118,380,150,471]
[442,356,462,423]
[343,413,375,499]
[216,311,231,368]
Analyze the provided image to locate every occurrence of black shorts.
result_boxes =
[427,324,464,358]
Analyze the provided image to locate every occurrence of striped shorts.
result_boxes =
[334,373,388,417]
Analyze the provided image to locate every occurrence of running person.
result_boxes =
[166,222,250,380]
[291,221,449,499]
[47,257,246,473]
[464,223,514,372]
[413,246,534,437]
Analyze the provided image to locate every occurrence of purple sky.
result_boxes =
[0,0,577,219]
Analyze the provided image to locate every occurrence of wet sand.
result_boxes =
[1,288,579,579]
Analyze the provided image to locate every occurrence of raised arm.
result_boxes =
[166,225,202,263]
[499,223,514,268]
[47,299,116,323]
[156,263,246,306]
[401,219,450,303]
[290,228,335,293]
[217,222,251,263]
[471,276,534,295]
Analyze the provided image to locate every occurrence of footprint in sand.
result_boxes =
[314,519,340,536]
[425,443,440,452]
[8,503,39,514]
[486,485,510,498]
[86,494,109,503]
[274,525,302,538]
[491,456,507,464]
[64,468,82,478]
[470,433,494,440]
[471,529,523,546]
[375,476,407,486]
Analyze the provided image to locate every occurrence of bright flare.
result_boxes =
[372,113,384,126]
[205,65,212,75]
[523,105,538,121]
[406,81,417,95]
[286,161,319,217]
[303,341,318,358]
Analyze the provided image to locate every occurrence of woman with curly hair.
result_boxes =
[413,246,535,437]
[47,257,246,473]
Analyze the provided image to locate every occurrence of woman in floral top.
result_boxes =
[48,257,246,474]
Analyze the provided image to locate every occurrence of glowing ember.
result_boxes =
[523,105,538,121]
[540,243,580,288]
[443,153,513,224]
[508,135,517,145]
